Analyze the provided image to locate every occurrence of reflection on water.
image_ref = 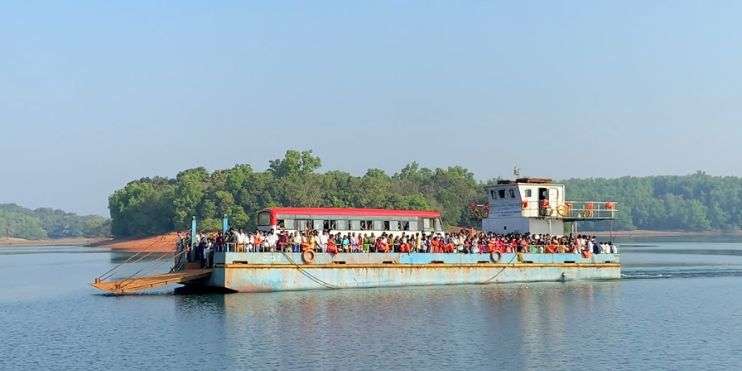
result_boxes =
[1,242,741,370]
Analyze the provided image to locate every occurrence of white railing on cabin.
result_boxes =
[520,201,617,219]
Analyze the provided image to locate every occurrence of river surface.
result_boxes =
[1,241,741,370]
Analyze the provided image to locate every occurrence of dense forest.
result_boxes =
[107,150,742,237]
[0,204,110,240]
[564,172,742,231]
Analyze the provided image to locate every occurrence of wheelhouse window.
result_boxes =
[525,189,532,198]
[498,190,506,199]
[509,189,516,198]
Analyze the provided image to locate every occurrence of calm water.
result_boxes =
[1,242,741,370]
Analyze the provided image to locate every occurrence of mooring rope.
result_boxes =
[478,252,520,284]
[281,251,341,290]
[117,249,189,290]
[96,235,169,281]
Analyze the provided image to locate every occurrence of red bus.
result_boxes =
[256,207,443,235]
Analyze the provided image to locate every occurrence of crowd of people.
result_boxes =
[178,228,617,267]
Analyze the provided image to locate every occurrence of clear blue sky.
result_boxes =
[2,1,741,216]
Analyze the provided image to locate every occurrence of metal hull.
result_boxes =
[193,252,620,293]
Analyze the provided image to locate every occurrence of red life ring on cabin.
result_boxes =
[521,201,528,209]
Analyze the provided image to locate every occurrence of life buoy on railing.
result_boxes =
[556,204,571,217]
[521,201,528,209]
[605,201,615,210]
[490,252,501,263]
[301,250,315,264]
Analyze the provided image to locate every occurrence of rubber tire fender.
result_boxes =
[301,250,315,264]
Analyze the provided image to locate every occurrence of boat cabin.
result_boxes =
[481,177,616,235]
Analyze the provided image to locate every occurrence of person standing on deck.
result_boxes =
[326,234,338,254]
[318,231,328,253]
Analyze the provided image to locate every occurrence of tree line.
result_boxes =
[107,150,742,237]
[564,172,742,231]
[0,204,110,240]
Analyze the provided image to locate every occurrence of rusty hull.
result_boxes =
[190,252,620,293]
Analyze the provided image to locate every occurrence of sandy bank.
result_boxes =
[0,237,112,247]
[94,233,178,252]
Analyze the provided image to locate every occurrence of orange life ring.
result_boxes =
[301,250,315,264]
[521,201,528,209]
[490,252,501,263]
[557,204,571,217]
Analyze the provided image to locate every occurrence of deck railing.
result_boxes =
[550,201,617,220]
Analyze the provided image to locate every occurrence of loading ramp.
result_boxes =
[92,269,212,294]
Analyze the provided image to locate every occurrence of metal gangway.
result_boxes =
[91,237,211,295]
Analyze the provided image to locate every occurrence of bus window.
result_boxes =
[360,220,373,230]
[336,220,348,230]
[323,220,337,230]
[383,221,391,231]
[297,219,314,231]
[283,219,295,229]
[401,221,410,231]
[349,220,361,230]
[408,220,418,231]
[258,211,271,226]
[277,219,285,228]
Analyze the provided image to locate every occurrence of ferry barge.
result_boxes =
[93,178,619,294]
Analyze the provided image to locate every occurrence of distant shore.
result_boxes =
[91,233,179,252]
[0,237,112,247]
[0,234,176,251]
[585,229,742,238]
